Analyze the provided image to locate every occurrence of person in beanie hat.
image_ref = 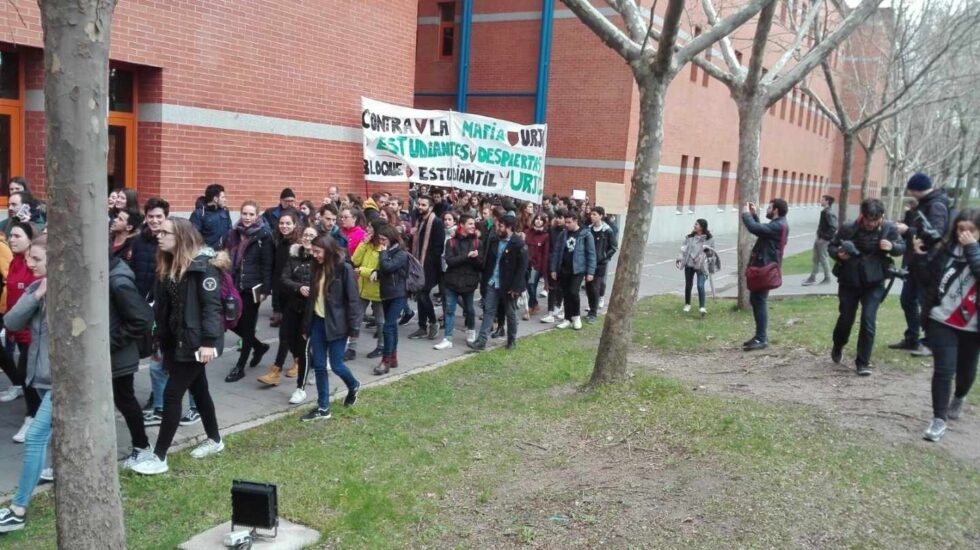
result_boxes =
[889,172,952,356]
[262,188,299,229]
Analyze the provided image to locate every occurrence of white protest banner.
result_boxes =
[361,97,547,203]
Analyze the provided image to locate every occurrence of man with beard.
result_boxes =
[740,199,789,351]
[467,215,529,351]
[407,196,445,340]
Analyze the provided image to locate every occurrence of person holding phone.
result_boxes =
[911,209,980,442]
[132,218,226,475]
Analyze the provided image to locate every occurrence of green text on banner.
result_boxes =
[361,97,547,203]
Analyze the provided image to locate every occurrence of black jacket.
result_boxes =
[742,213,789,267]
[129,226,159,300]
[903,189,952,261]
[153,250,226,363]
[279,244,314,314]
[828,221,905,288]
[443,234,484,294]
[816,207,838,241]
[590,222,619,265]
[224,222,274,294]
[378,245,409,300]
[271,236,296,311]
[189,198,232,250]
[301,260,362,341]
[911,241,980,325]
[109,258,154,378]
[482,234,529,294]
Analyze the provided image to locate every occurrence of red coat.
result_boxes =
[524,227,551,275]
[6,254,37,344]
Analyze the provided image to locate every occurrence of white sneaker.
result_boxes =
[556,320,571,329]
[683,304,691,312]
[539,289,548,298]
[598,297,605,310]
[123,448,154,470]
[434,338,453,350]
[190,438,225,459]
[699,307,707,316]
[572,316,583,330]
[0,386,22,402]
[466,330,477,343]
[541,313,556,323]
[12,417,32,443]
[289,388,308,404]
[132,454,168,475]
[554,307,564,318]
[39,468,54,482]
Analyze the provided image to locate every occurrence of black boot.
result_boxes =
[225,365,245,383]
[366,347,384,359]
[249,341,270,368]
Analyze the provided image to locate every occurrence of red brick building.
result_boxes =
[0,0,418,212]
[414,0,887,238]
[0,0,884,239]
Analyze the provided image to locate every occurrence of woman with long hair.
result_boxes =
[912,209,980,442]
[299,200,315,224]
[0,234,49,530]
[259,209,302,386]
[375,224,409,374]
[517,201,536,236]
[131,218,226,475]
[301,235,361,421]
[675,219,715,316]
[223,200,274,382]
[279,225,319,404]
[4,222,39,443]
[352,221,386,359]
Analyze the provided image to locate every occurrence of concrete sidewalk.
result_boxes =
[0,217,820,497]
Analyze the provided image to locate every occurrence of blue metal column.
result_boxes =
[456,0,474,112]
[534,0,555,124]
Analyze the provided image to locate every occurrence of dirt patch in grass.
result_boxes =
[429,413,736,548]
[630,348,980,465]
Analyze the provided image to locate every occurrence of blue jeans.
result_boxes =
[150,356,196,412]
[750,289,770,343]
[477,286,518,343]
[14,390,51,508]
[443,288,475,338]
[309,316,360,410]
[526,269,543,309]
[382,297,407,356]
[684,267,706,308]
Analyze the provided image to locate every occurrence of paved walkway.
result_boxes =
[0,218,820,496]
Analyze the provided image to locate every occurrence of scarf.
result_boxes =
[230,218,268,271]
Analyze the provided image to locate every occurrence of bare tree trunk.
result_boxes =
[860,145,876,201]
[838,132,855,222]
[39,0,126,547]
[885,158,899,219]
[589,78,667,387]
[734,98,766,310]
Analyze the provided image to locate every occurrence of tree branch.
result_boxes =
[561,0,641,60]
[656,0,686,69]
[605,0,647,42]
[675,0,776,65]
[700,0,742,75]
[766,0,886,103]
[766,0,824,80]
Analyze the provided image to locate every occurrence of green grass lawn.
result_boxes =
[781,248,815,275]
[2,296,976,548]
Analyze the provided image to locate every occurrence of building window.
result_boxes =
[676,155,689,213]
[780,95,787,119]
[719,161,732,210]
[690,26,702,83]
[438,2,456,61]
[735,50,744,66]
[689,156,701,212]
[0,49,23,203]
[108,66,137,191]
[789,89,797,123]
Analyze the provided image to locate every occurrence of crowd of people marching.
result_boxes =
[0,171,976,533]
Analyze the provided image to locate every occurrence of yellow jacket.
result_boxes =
[351,241,382,302]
